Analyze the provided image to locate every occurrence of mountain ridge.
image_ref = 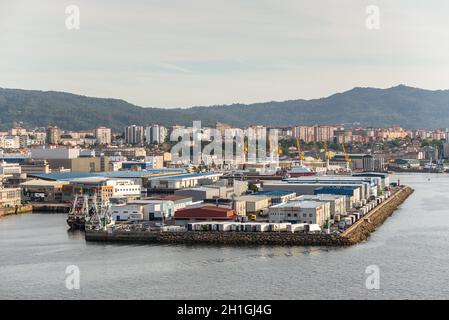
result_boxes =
[1,85,449,131]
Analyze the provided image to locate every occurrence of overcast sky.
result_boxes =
[1,0,449,107]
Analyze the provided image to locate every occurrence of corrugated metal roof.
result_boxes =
[28,172,102,181]
[175,206,235,219]
[253,190,296,197]
[273,200,324,209]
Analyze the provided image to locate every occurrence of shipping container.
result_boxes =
[287,223,307,233]
[306,224,321,233]
[255,223,271,232]
[350,214,357,224]
[344,217,353,226]
[269,223,290,232]
[218,223,232,232]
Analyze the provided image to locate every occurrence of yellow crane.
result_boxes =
[314,142,321,161]
[341,143,352,164]
[278,144,283,156]
[323,141,331,161]
[296,138,304,161]
[323,141,331,170]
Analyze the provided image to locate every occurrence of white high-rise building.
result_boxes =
[125,125,144,145]
[145,125,167,144]
[95,127,112,145]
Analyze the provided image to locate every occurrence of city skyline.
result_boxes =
[1,1,449,107]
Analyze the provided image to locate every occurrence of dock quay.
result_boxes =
[31,203,71,213]
[341,186,414,244]
[0,205,33,218]
[85,186,414,246]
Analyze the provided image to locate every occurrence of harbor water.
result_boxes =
[1,173,449,299]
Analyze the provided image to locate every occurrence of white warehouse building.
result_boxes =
[268,200,329,227]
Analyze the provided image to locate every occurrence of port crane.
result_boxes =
[323,141,331,169]
[314,142,321,161]
[296,138,304,164]
[341,143,352,171]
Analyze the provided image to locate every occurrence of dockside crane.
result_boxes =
[341,143,352,171]
[296,138,304,165]
[323,141,330,169]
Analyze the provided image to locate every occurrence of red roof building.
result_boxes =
[174,206,236,221]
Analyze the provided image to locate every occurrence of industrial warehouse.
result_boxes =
[0,144,411,245]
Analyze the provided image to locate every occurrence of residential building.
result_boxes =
[145,125,167,144]
[95,127,112,145]
[0,135,20,149]
[46,126,61,145]
[125,125,144,145]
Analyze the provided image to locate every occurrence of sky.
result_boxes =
[1,0,449,108]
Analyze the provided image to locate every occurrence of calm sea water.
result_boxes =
[1,173,448,300]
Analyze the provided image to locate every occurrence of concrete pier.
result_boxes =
[0,205,33,218]
[85,186,414,246]
[31,203,71,213]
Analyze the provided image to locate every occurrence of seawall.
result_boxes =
[85,186,414,246]
[31,203,71,213]
[341,186,414,244]
[0,205,33,218]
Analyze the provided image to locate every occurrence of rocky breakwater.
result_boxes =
[341,186,414,244]
[157,231,352,246]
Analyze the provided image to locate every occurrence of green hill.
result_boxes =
[1,85,448,130]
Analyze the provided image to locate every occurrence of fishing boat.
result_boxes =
[85,196,114,231]
[66,194,89,230]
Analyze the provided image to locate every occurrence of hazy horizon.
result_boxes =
[1,0,449,108]
[1,83,446,109]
